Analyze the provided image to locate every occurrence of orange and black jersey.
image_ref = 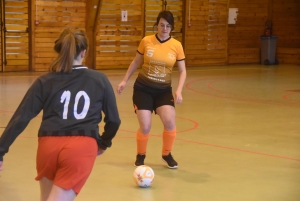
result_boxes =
[0,66,121,161]
[135,34,185,90]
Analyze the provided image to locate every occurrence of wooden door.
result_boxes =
[34,0,86,71]
[2,0,29,72]
[96,0,143,69]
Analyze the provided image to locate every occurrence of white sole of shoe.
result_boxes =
[162,159,178,169]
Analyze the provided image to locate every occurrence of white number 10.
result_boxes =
[60,90,90,120]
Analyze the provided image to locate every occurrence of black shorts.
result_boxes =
[132,88,175,113]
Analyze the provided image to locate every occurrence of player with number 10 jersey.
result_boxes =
[0,66,120,154]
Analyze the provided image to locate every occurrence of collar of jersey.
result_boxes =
[72,65,88,70]
[155,34,171,43]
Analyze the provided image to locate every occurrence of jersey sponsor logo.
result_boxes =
[148,60,166,74]
[147,60,166,82]
[168,52,176,60]
[147,76,166,82]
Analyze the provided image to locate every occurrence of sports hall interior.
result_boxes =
[0,0,299,201]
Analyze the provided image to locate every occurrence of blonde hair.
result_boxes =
[49,28,88,73]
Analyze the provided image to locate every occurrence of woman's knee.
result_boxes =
[163,121,175,131]
[139,125,151,134]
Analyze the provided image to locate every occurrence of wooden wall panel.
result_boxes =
[272,0,300,65]
[185,0,228,66]
[95,0,143,69]
[3,0,29,72]
[34,0,86,72]
[227,0,269,64]
[1,0,299,72]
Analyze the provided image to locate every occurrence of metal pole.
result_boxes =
[0,0,5,70]
[1,0,6,68]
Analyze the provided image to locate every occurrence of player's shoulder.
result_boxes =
[37,68,108,83]
[142,34,156,42]
[36,72,55,83]
[143,35,154,39]
[170,37,182,45]
[82,68,106,76]
[80,68,110,82]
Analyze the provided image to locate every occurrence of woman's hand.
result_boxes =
[175,60,186,104]
[0,161,3,177]
[117,81,127,95]
[175,91,183,104]
[97,148,106,156]
[117,53,143,95]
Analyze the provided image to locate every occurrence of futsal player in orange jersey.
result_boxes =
[117,10,186,169]
[0,28,121,201]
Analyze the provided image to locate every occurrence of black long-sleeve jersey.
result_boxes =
[0,66,121,161]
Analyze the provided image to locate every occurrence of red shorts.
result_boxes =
[35,136,98,194]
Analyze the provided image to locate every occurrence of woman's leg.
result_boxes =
[156,105,178,168]
[136,109,152,134]
[156,105,176,131]
[135,109,152,166]
[47,184,76,201]
[156,105,176,154]
[39,177,53,201]
[39,177,76,201]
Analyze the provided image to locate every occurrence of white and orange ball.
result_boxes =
[133,165,155,187]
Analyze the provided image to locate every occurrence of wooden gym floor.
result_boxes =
[0,64,299,201]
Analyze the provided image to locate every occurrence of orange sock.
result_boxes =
[162,127,176,156]
[136,130,149,155]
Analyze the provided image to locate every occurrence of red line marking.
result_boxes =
[2,99,298,162]
[112,134,300,162]
[206,75,251,96]
[185,78,300,107]
[0,110,15,114]
[112,115,199,134]
[5,128,300,162]
[183,77,300,162]
[176,116,199,133]
[175,137,300,162]
[282,92,300,103]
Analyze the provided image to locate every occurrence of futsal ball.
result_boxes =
[133,165,155,188]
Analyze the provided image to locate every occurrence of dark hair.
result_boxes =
[154,10,174,31]
[49,28,88,73]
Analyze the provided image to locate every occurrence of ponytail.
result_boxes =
[50,28,88,73]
